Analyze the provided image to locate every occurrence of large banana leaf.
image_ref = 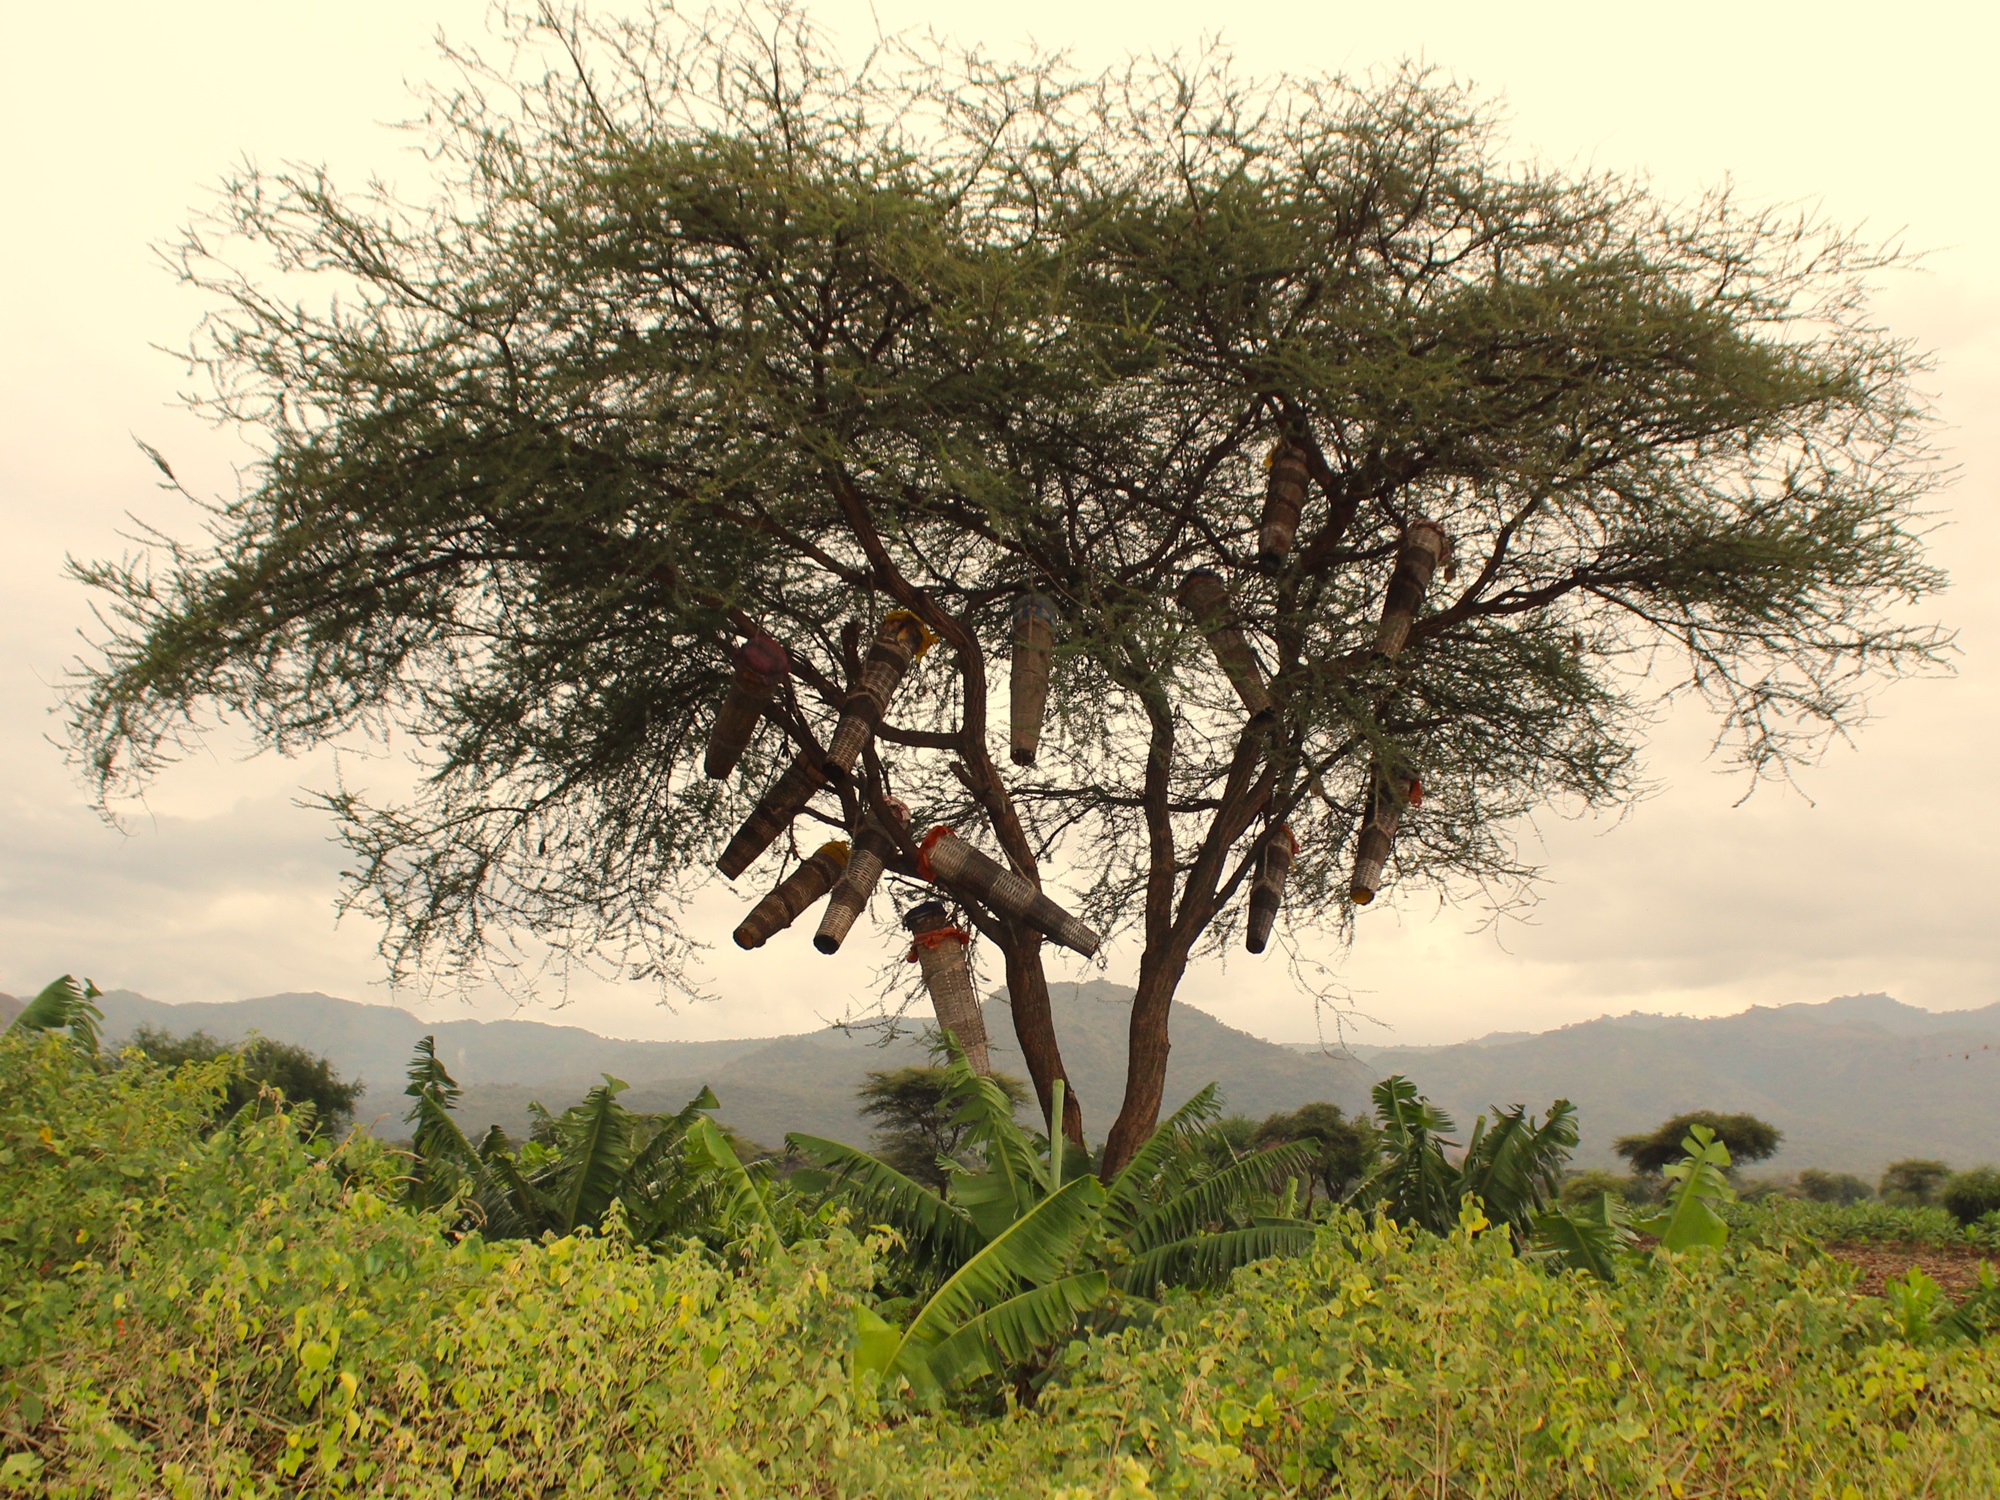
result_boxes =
[1114,1221,1316,1299]
[1460,1100,1577,1234]
[1363,1075,1461,1234]
[921,1272,1111,1394]
[947,1061,1046,1238]
[1100,1083,1222,1238]
[1635,1126,1736,1251]
[624,1086,720,1195]
[787,1131,981,1270]
[687,1117,788,1262]
[11,975,104,1050]
[542,1077,636,1234]
[1124,1138,1319,1255]
[1533,1193,1632,1282]
[889,1175,1104,1374]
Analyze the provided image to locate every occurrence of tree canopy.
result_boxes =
[1614,1110,1782,1175]
[67,4,1944,1172]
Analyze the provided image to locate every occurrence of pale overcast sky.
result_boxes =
[2,1,1994,1046]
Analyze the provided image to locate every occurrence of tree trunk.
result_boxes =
[1100,948,1190,1177]
[1001,933,1085,1150]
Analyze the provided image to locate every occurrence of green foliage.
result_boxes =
[1943,1167,2000,1228]
[1358,1075,1577,1239]
[1882,1156,1954,1207]
[1614,1109,1782,1174]
[7,976,102,1051]
[1797,1166,1875,1205]
[125,1025,363,1138]
[11,1027,2000,1497]
[794,1063,1314,1399]
[857,1065,1030,1191]
[397,1036,790,1254]
[1250,1101,1375,1206]
[1532,1192,1635,1282]
[1731,1194,2000,1251]
[1635,1124,1738,1251]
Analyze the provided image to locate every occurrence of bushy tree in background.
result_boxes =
[126,1026,363,1139]
[1941,1169,2000,1229]
[1797,1167,1874,1205]
[1882,1158,1953,1207]
[1559,1168,1635,1207]
[1615,1111,1781,1175]
[65,3,1946,1174]
[859,1064,1030,1190]
[1254,1101,1377,1208]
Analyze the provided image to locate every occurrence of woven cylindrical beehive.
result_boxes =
[1245,824,1299,954]
[733,840,850,949]
[717,750,827,880]
[1350,764,1419,904]
[1258,441,1310,573]
[1372,520,1452,658]
[918,826,1101,957]
[904,899,989,1074]
[1010,593,1060,767]
[825,611,934,774]
[1176,568,1275,716]
[814,800,910,954]
[703,635,790,781]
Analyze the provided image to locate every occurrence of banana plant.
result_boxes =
[790,1050,1315,1402]
[1356,1076,1578,1240]
[1634,1123,1736,1251]
[398,1036,783,1253]
[7,975,104,1052]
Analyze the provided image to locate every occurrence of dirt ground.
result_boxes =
[1826,1241,1998,1298]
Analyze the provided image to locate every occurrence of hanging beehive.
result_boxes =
[904,899,990,1074]
[733,840,850,949]
[1009,592,1060,767]
[717,750,828,880]
[1244,823,1299,954]
[703,635,790,781]
[825,611,935,774]
[1372,520,1452,658]
[917,826,1101,957]
[814,799,911,954]
[1349,762,1422,904]
[1176,567,1275,715]
[1258,440,1310,573]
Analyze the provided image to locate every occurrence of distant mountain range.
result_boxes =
[7,983,1997,1174]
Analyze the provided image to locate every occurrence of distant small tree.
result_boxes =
[857,1065,1030,1190]
[1797,1168,1873,1206]
[1940,1168,2000,1228]
[1615,1112,1781,1176]
[127,1026,363,1138]
[1199,1114,1261,1170]
[1880,1158,1952,1207]
[1254,1102,1377,1208]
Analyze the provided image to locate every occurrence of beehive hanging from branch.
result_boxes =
[904,899,990,1074]
[1373,520,1453,658]
[1176,567,1274,715]
[717,751,828,880]
[1350,762,1422,904]
[1009,592,1060,767]
[703,635,789,781]
[1244,823,1298,954]
[1258,440,1310,573]
[918,826,1102,958]
[826,611,934,774]
[732,840,850,949]
[814,799,910,954]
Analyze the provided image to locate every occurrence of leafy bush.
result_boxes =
[1560,1167,1634,1206]
[1798,1167,1875,1204]
[125,1025,363,1137]
[1251,1101,1376,1207]
[1882,1157,1953,1206]
[1728,1195,2000,1250]
[1943,1168,2000,1228]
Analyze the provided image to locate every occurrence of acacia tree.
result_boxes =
[69,5,1943,1175]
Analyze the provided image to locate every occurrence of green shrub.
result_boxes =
[1944,1168,2000,1228]
[1558,1168,1632,1206]
[1882,1157,1953,1206]
[1797,1167,1874,1205]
